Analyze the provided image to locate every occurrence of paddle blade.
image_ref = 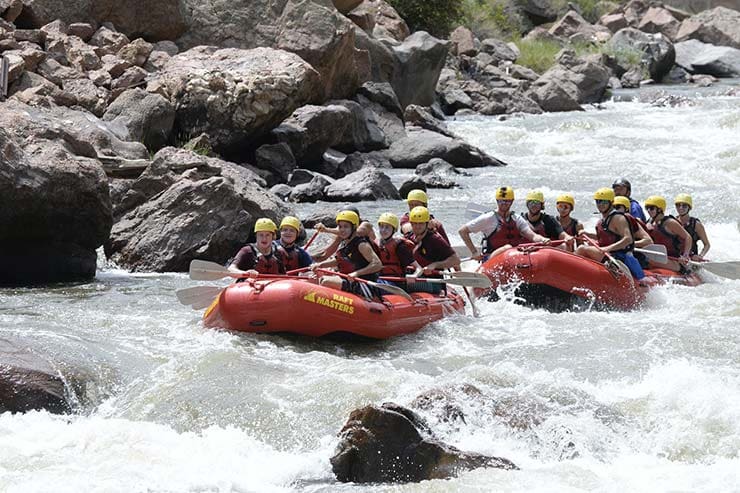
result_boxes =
[190,259,231,280]
[634,247,667,265]
[445,272,492,288]
[176,286,223,309]
[697,260,740,280]
[370,281,414,301]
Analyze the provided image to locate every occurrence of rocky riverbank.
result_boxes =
[2,0,739,284]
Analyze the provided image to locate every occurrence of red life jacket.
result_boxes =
[647,215,683,257]
[276,242,302,273]
[483,214,524,253]
[335,236,380,276]
[524,213,547,237]
[249,243,284,274]
[560,217,580,237]
[596,209,633,252]
[378,237,415,276]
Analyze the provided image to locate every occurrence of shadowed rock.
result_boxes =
[386,128,507,168]
[331,402,517,483]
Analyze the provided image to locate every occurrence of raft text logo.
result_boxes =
[303,291,355,314]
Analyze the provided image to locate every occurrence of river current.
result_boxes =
[1,84,739,492]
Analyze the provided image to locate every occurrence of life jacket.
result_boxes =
[681,216,701,256]
[647,215,683,257]
[596,209,633,252]
[559,217,580,237]
[249,243,284,274]
[624,214,640,236]
[523,212,547,237]
[336,236,380,278]
[276,241,302,273]
[378,236,414,276]
[482,213,524,253]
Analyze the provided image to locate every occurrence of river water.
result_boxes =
[2,84,739,492]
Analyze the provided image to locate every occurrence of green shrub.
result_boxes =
[460,0,526,39]
[387,0,464,37]
[601,44,643,69]
[513,38,563,73]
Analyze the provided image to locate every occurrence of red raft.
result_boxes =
[203,277,466,339]
[475,245,703,311]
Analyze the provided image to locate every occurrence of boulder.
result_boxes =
[674,39,740,77]
[609,27,676,81]
[323,167,399,201]
[331,99,388,153]
[149,46,321,154]
[357,81,403,118]
[67,22,95,42]
[479,88,543,115]
[334,0,364,14]
[600,12,629,33]
[353,93,405,144]
[391,32,450,108]
[289,174,332,203]
[404,105,457,138]
[520,0,558,25]
[105,147,290,271]
[480,38,518,63]
[255,142,297,183]
[0,338,83,414]
[0,105,112,285]
[676,6,740,49]
[118,38,154,67]
[102,88,175,150]
[638,7,680,40]
[359,0,410,42]
[385,128,507,168]
[549,10,611,42]
[1,0,22,23]
[330,403,517,483]
[450,26,477,56]
[353,26,396,84]
[527,49,609,109]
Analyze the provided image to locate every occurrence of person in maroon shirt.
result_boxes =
[399,189,450,245]
[228,218,284,276]
[407,206,460,294]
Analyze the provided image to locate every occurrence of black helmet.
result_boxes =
[612,178,631,191]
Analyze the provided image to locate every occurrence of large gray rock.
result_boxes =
[638,6,681,40]
[609,27,676,81]
[385,128,507,168]
[331,403,517,483]
[0,104,112,285]
[676,6,740,49]
[450,26,477,56]
[255,142,297,183]
[323,167,399,201]
[102,88,175,150]
[149,46,321,154]
[391,32,450,108]
[675,39,740,77]
[527,49,609,110]
[549,10,611,42]
[105,147,290,271]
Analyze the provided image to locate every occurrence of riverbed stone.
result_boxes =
[331,402,517,483]
[386,128,507,168]
[323,167,400,201]
[675,39,740,77]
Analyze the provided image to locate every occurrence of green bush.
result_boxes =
[387,0,464,37]
[460,0,526,39]
[513,38,563,73]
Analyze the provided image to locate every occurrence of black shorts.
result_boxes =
[341,279,383,299]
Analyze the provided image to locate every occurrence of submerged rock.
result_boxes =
[331,402,517,483]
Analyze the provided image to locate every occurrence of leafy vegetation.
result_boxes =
[459,0,527,39]
[513,38,563,73]
[387,0,464,37]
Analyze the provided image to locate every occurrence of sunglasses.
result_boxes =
[497,199,513,204]
[526,200,543,207]
[646,205,658,211]
[595,199,611,206]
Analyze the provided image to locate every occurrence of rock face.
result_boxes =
[0,102,113,285]
[676,6,740,49]
[323,167,399,201]
[528,49,610,108]
[675,39,740,77]
[330,402,517,483]
[102,88,175,151]
[609,27,676,81]
[105,147,291,271]
[149,46,321,154]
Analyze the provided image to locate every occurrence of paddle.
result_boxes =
[316,268,414,301]
[666,256,740,280]
[189,259,309,281]
[176,286,223,310]
[634,244,668,264]
[304,230,320,248]
[379,272,492,289]
[465,201,489,221]
[579,234,631,278]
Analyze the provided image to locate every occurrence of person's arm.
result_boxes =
[633,223,653,248]
[310,236,340,262]
[694,221,711,259]
[228,247,256,274]
[458,224,482,260]
[603,216,632,253]
[350,242,382,276]
[517,216,548,243]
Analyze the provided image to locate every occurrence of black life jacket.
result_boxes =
[596,209,633,253]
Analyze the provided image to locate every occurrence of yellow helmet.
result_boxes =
[674,193,693,208]
[645,195,666,212]
[495,186,514,200]
[593,187,615,202]
[406,189,428,205]
[254,218,277,234]
[556,193,575,208]
[377,212,400,231]
[613,196,631,210]
[409,206,430,223]
[279,216,301,232]
[525,190,545,203]
[336,210,360,226]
